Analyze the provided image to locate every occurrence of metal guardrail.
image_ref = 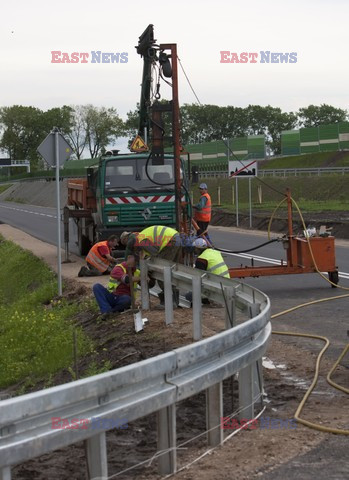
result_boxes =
[0,258,270,479]
[200,166,349,178]
[259,166,349,177]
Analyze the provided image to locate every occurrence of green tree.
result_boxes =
[83,105,124,158]
[0,105,74,169]
[298,104,347,127]
[0,105,44,169]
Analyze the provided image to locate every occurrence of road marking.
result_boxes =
[223,251,349,281]
[0,204,56,219]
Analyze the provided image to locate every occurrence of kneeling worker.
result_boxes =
[186,238,229,304]
[78,235,119,277]
[93,254,140,318]
[136,225,182,308]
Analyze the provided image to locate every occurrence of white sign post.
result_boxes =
[229,159,258,228]
[37,128,72,296]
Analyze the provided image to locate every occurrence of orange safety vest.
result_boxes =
[195,193,212,222]
[86,241,111,273]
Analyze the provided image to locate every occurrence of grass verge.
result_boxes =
[0,237,94,389]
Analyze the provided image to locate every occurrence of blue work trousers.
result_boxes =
[93,284,131,314]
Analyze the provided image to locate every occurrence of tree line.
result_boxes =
[0,103,347,169]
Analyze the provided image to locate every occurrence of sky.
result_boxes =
[1,0,348,151]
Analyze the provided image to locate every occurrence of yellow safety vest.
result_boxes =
[107,264,140,293]
[137,226,178,255]
[197,249,230,278]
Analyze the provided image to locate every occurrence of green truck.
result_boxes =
[65,25,190,255]
[66,152,189,255]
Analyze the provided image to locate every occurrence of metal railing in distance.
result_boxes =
[259,166,349,177]
[0,259,270,479]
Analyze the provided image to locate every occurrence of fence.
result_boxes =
[0,258,270,479]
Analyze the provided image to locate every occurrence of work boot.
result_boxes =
[78,266,89,277]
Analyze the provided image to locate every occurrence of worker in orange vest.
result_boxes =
[193,183,212,242]
[78,235,119,277]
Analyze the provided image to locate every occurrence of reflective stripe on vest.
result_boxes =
[86,241,110,272]
[195,193,212,222]
[107,266,140,293]
[198,248,230,278]
[138,226,178,254]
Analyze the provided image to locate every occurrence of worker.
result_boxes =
[120,231,140,260]
[78,235,119,277]
[93,254,140,319]
[193,183,212,241]
[185,237,229,305]
[136,225,182,308]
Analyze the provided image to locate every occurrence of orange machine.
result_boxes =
[228,190,339,286]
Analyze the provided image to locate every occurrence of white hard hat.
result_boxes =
[192,238,207,248]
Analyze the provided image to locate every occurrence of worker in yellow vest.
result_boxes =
[136,225,182,308]
[185,237,229,305]
[78,235,119,277]
[93,255,140,319]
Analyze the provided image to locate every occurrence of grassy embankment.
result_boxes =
[0,237,94,390]
[193,176,349,214]
[0,184,11,195]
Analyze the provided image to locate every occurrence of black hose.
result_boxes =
[214,238,280,254]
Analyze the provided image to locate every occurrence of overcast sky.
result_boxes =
[1,0,348,150]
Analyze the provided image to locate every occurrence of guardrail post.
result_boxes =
[192,275,202,340]
[206,382,223,447]
[140,259,150,310]
[86,433,108,480]
[163,266,173,325]
[238,364,254,421]
[157,404,177,475]
[0,467,11,480]
[224,287,235,329]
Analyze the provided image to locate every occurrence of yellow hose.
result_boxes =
[265,194,348,433]
[271,298,349,435]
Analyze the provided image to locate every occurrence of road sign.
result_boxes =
[37,131,72,166]
[229,159,258,177]
[130,135,148,152]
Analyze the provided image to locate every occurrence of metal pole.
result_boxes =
[249,177,252,228]
[192,275,202,341]
[140,259,150,310]
[235,176,239,227]
[206,382,223,447]
[163,266,174,325]
[217,186,221,206]
[169,44,181,232]
[144,126,147,146]
[55,130,62,296]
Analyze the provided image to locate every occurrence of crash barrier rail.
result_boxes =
[0,258,270,480]
[259,166,349,177]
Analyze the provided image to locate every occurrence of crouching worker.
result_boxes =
[78,235,119,277]
[186,238,229,305]
[93,255,140,318]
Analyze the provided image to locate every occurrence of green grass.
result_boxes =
[191,176,349,211]
[0,184,12,195]
[260,151,349,169]
[0,238,93,388]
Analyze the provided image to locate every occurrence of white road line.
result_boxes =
[222,251,349,281]
[0,204,57,219]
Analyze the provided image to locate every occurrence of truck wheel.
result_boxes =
[78,225,91,256]
[328,271,339,288]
